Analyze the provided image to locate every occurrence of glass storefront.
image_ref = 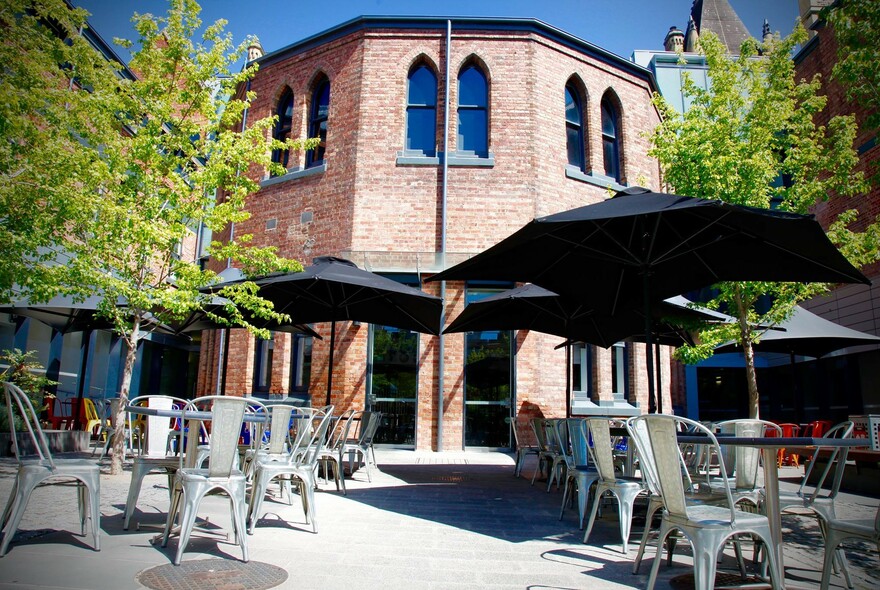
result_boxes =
[464,286,513,448]
[368,325,418,446]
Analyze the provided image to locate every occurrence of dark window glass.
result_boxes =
[601,97,620,181]
[406,65,437,155]
[457,65,488,157]
[306,78,330,168]
[271,90,293,173]
[253,336,274,392]
[565,85,584,169]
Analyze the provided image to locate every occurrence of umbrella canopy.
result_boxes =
[444,284,720,348]
[430,187,869,412]
[207,257,443,403]
[714,305,880,358]
[0,294,125,334]
[164,297,321,339]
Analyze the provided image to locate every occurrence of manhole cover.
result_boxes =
[137,559,287,590]
[670,572,770,590]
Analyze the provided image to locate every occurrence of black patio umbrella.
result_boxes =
[714,305,880,358]
[207,257,442,404]
[444,286,725,414]
[0,293,133,429]
[430,186,870,412]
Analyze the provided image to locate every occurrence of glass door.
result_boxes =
[464,287,513,448]
[367,325,418,446]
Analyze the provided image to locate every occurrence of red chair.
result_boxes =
[804,419,832,438]
[776,423,801,467]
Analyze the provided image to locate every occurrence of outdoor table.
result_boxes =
[677,434,867,588]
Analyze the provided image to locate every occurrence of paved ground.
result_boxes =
[0,449,876,589]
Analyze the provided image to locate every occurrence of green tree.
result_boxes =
[827,0,880,133]
[1,0,317,473]
[649,28,877,419]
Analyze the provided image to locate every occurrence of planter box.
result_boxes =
[0,429,90,457]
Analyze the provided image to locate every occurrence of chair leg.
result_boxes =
[0,480,33,557]
[618,487,642,554]
[246,470,271,535]
[633,498,661,574]
[173,487,203,566]
[228,481,248,563]
[646,521,673,590]
[582,486,604,544]
[124,462,149,530]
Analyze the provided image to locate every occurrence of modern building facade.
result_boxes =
[198,16,668,450]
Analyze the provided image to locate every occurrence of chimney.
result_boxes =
[664,26,685,51]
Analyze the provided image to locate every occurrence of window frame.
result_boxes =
[565,83,585,171]
[456,64,489,158]
[306,76,330,169]
[601,96,621,182]
[271,89,294,173]
[405,64,438,157]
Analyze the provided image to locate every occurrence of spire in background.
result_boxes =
[247,38,263,62]
[685,15,699,52]
[762,19,773,44]
[690,0,752,54]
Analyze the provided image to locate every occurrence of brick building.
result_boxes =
[198,17,667,450]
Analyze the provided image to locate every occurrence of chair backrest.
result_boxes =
[626,417,661,495]
[630,414,737,524]
[3,381,55,467]
[128,395,190,457]
[805,420,833,437]
[83,398,100,421]
[327,409,355,450]
[531,418,549,452]
[717,419,781,488]
[182,395,264,477]
[261,404,295,454]
[564,418,590,467]
[290,408,334,467]
[585,418,617,482]
[799,420,854,502]
[359,411,382,447]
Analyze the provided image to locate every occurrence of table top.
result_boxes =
[125,405,285,423]
[677,434,869,449]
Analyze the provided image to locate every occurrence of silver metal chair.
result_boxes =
[317,409,355,494]
[819,504,880,590]
[629,414,783,590]
[715,419,782,508]
[241,403,298,479]
[1,382,100,556]
[247,408,334,534]
[582,418,645,553]
[123,395,190,530]
[341,411,382,482]
[161,395,264,565]
[508,416,540,478]
[557,418,598,529]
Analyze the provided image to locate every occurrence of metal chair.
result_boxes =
[508,416,540,478]
[317,409,355,494]
[241,403,299,479]
[715,419,782,508]
[582,418,645,553]
[1,382,100,556]
[123,395,190,530]
[629,414,783,590]
[161,395,264,565]
[557,418,599,530]
[247,408,334,534]
[819,505,880,590]
[341,411,382,482]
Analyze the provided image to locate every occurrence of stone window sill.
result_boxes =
[260,162,327,187]
[565,166,626,191]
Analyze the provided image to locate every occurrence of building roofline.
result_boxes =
[254,15,656,91]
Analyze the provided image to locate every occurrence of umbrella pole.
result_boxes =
[655,341,662,414]
[565,343,571,418]
[326,321,336,407]
[220,327,230,395]
[642,272,657,414]
[73,328,93,430]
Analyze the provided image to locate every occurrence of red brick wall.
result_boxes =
[198,23,664,449]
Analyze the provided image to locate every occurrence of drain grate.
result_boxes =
[670,572,770,589]
[137,559,287,590]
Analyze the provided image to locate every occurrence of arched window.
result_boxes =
[271,89,293,173]
[457,64,488,157]
[565,84,585,170]
[601,95,621,181]
[306,76,330,168]
[406,65,437,156]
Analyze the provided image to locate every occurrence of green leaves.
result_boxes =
[648,28,876,418]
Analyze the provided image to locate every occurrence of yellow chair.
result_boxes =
[81,398,102,436]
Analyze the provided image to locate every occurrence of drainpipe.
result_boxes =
[216,77,252,395]
[437,20,452,452]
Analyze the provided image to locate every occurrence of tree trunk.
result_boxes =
[109,320,139,475]
[734,288,760,419]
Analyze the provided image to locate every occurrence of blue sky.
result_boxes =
[76,0,800,64]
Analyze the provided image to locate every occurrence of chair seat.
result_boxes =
[676,504,770,528]
[177,468,246,483]
[19,458,100,473]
